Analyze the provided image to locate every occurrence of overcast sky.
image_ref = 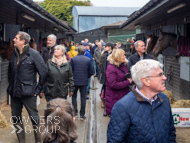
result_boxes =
[34,0,150,7]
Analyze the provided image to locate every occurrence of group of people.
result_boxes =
[7,32,93,143]
[7,31,176,143]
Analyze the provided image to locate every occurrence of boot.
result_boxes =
[14,123,25,143]
[33,125,41,143]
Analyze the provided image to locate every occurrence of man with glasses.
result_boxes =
[107,59,176,143]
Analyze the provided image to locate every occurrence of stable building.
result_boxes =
[120,0,190,101]
[0,0,75,106]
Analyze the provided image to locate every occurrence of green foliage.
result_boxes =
[42,0,91,25]
[36,2,46,9]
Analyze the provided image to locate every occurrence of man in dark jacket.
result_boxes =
[107,59,176,143]
[7,31,48,143]
[99,42,114,116]
[42,34,57,63]
[70,45,93,120]
[94,42,103,78]
[127,40,152,72]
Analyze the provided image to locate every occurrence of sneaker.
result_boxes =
[75,113,79,118]
[80,116,86,120]
[86,96,89,100]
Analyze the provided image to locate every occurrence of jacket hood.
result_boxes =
[71,46,75,51]
[107,54,128,67]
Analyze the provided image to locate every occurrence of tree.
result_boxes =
[39,0,91,25]
[36,2,46,9]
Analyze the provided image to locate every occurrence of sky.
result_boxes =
[34,0,150,7]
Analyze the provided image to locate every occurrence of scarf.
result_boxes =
[53,57,64,66]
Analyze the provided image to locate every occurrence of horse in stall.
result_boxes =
[0,39,14,61]
[152,31,177,57]
[146,34,158,54]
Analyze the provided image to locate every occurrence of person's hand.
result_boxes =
[127,78,133,84]
[69,92,74,97]
[40,93,44,98]
[93,58,95,61]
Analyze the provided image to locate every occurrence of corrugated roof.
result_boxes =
[103,20,126,27]
[74,6,140,16]
[120,0,160,28]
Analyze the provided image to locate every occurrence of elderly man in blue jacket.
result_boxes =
[70,45,93,120]
[107,59,176,143]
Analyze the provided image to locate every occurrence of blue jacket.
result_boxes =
[107,86,176,143]
[70,54,93,86]
[127,52,152,72]
[85,49,92,60]
[91,45,97,57]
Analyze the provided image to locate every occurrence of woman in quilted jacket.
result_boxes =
[105,49,132,116]
[44,45,74,101]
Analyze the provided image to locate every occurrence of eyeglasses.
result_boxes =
[146,72,164,78]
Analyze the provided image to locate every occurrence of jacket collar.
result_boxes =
[78,53,84,56]
[49,60,68,67]
[135,52,147,58]
[132,85,164,103]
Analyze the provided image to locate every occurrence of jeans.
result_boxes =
[95,61,100,76]
[11,96,39,125]
[72,85,87,116]
[86,77,91,94]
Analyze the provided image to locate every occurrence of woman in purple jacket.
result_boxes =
[105,49,132,116]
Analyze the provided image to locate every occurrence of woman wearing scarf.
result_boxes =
[44,45,74,101]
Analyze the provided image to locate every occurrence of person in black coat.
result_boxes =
[44,45,74,101]
[127,40,153,72]
[70,45,93,120]
[7,31,48,143]
[42,34,57,63]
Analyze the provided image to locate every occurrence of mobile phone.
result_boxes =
[125,73,131,78]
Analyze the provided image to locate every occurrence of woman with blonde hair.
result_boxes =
[105,49,132,116]
[42,98,78,143]
[44,45,74,101]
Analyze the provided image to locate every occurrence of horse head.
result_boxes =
[146,35,158,54]
[153,31,177,57]
[0,39,14,60]
[29,37,37,50]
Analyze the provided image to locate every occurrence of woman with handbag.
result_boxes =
[44,45,74,101]
[105,49,132,116]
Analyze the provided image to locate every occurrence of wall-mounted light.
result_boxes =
[54,27,59,31]
[167,3,186,13]
[21,13,35,22]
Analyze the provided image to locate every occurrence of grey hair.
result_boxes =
[17,31,31,44]
[52,45,67,63]
[131,59,163,89]
[47,34,57,41]
[134,40,144,48]
[98,42,102,46]
[78,45,86,54]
